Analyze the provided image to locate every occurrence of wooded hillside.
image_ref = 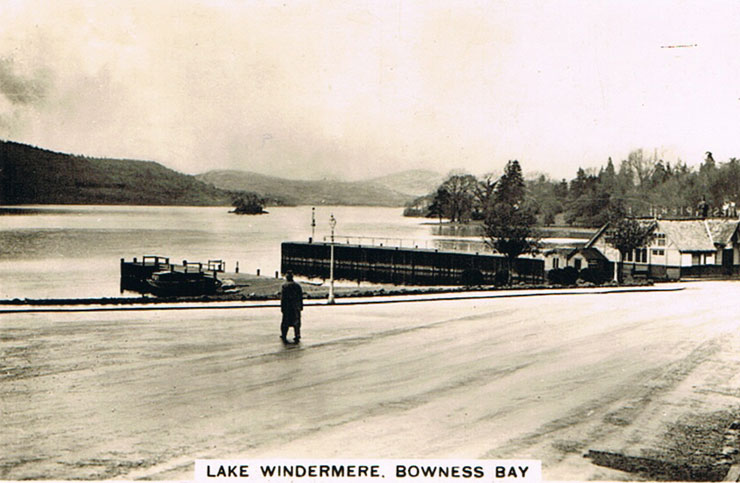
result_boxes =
[0,141,235,205]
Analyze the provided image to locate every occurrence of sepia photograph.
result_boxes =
[3,0,740,481]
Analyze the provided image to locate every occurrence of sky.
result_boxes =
[2,0,740,181]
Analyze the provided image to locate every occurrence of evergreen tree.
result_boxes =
[569,168,589,200]
[601,157,617,189]
[495,160,525,206]
[483,160,539,283]
[483,202,540,283]
[428,187,450,223]
[554,179,569,200]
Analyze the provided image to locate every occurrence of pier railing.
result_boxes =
[321,235,434,249]
[282,242,544,286]
[321,235,494,255]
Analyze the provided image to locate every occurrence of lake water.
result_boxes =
[0,205,455,300]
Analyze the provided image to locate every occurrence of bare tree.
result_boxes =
[626,149,657,187]
[439,174,477,222]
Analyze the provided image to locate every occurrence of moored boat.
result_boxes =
[145,270,222,296]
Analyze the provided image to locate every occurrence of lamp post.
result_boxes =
[310,207,315,243]
[328,213,336,304]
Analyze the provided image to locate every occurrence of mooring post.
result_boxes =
[275,271,279,278]
[235,261,239,273]
[257,268,260,276]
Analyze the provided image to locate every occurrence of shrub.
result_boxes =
[578,267,609,285]
[461,268,484,286]
[547,267,578,285]
[493,270,510,286]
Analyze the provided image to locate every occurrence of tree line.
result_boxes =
[406,149,740,227]
[409,160,540,283]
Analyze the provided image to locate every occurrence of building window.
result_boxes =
[633,248,648,263]
[626,251,633,262]
[655,233,666,247]
[692,253,701,265]
[652,249,664,256]
[553,257,559,269]
[574,258,582,270]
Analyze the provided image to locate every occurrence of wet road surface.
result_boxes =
[3,282,740,480]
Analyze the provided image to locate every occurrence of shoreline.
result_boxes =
[0,273,657,306]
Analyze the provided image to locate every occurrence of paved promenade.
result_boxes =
[2,282,740,480]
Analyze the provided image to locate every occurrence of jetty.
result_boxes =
[120,256,225,296]
[281,242,545,285]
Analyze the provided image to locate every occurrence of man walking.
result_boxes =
[280,271,303,343]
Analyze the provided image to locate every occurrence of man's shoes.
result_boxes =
[293,338,300,344]
[280,335,288,343]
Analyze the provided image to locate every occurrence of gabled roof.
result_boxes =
[585,224,609,248]
[585,219,657,249]
[542,247,575,257]
[587,218,740,253]
[705,219,740,246]
[656,220,715,252]
[568,247,609,262]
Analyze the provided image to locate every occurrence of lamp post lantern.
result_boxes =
[328,213,337,304]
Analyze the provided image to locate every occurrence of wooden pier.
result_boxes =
[281,242,544,286]
[120,256,224,295]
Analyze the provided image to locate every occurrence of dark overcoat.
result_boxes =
[280,280,303,325]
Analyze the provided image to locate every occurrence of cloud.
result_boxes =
[0,58,51,106]
[3,1,740,181]
[0,57,53,134]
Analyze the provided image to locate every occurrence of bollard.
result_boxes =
[257,268,260,276]
[275,271,279,278]
[235,261,239,273]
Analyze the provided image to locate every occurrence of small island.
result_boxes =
[230,194,268,215]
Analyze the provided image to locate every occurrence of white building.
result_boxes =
[586,218,740,280]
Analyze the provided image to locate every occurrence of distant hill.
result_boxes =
[366,169,444,198]
[0,140,442,207]
[0,141,239,206]
[196,170,425,207]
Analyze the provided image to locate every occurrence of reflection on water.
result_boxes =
[428,223,484,237]
[434,239,491,254]
[0,206,590,299]
[0,205,436,299]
